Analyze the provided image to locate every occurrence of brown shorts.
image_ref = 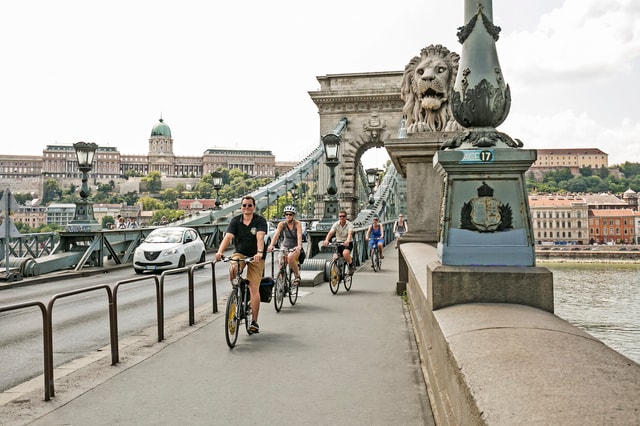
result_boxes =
[231,253,264,287]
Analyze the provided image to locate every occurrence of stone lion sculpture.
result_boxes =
[401,44,462,133]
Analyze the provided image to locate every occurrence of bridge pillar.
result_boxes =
[386,132,461,244]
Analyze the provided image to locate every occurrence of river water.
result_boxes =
[544,262,640,364]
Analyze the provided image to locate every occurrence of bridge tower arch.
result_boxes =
[309,71,405,218]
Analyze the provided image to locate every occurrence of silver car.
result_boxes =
[133,227,206,274]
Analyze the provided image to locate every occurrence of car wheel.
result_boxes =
[178,256,186,268]
[198,252,206,268]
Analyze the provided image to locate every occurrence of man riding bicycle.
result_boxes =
[267,205,303,286]
[365,216,384,260]
[322,209,355,275]
[215,195,267,334]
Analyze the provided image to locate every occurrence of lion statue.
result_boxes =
[401,44,462,133]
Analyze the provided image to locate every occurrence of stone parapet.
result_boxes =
[401,242,640,425]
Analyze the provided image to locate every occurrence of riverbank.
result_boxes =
[536,248,640,264]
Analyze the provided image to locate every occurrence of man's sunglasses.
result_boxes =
[285,213,294,216]
[338,215,346,218]
[242,204,254,207]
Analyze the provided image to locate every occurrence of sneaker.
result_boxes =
[293,276,301,286]
[249,321,260,334]
[348,265,355,276]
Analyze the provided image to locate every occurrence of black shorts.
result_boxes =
[338,242,353,255]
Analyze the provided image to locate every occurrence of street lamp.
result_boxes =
[366,168,378,206]
[211,171,222,209]
[68,142,100,231]
[266,188,277,219]
[321,119,346,220]
[292,186,299,213]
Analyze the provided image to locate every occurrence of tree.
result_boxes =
[579,167,593,177]
[141,171,162,193]
[102,215,115,229]
[14,193,34,205]
[139,196,164,211]
[160,188,178,208]
[43,179,63,203]
[618,162,640,178]
[595,167,609,179]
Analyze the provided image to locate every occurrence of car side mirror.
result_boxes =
[185,237,193,244]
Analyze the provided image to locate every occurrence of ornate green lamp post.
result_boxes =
[366,168,378,206]
[321,125,343,220]
[211,171,222,210]
[67,142,100,231]
[435,0,536,267]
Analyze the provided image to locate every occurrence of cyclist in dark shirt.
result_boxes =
[216,195,267,334]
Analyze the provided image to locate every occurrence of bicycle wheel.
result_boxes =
[225,289,240,348]
[329,260,340,294]
[288,269,299,305]
[343,263,353,291]
[274,270,285,312]
[370,248,379,272]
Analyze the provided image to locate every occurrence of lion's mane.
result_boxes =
[401,44,461,133]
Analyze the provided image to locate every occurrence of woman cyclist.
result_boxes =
[365,216,384,260]
[267,205,303,286]
[393,213,408,249]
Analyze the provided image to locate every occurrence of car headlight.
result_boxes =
[162,248,179,256]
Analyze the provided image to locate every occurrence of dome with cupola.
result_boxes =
[623,187,637,199]
[151,117,171,137]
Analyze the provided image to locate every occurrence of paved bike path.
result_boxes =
[10,247,434,425]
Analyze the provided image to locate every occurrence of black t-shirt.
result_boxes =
[226,213,268,256]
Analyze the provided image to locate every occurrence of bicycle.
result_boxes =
[272,248,299,312]
[327,242,353,295]
[222,256,256,348]
[369,238,382,272]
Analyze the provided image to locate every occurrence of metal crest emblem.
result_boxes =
[460,182,513,232]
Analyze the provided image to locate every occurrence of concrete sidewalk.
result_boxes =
[1,247,434,426]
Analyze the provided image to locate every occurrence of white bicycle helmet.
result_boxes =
[283,205,296,214]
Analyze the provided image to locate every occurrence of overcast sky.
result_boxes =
[1,0,638,169]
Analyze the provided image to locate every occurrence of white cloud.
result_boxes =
[0,0,638,170]
[501,110,640,166]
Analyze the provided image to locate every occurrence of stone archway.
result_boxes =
[309,71,404,218]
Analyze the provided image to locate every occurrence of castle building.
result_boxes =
[528,148,608,179]
[1,117,277,183]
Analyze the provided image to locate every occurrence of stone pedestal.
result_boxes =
[427,261,554,313]
[434,148,537,266]
[385,132,461,244]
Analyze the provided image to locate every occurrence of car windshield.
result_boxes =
[145,230,183,244]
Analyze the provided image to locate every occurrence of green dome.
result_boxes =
[151,118,171,137]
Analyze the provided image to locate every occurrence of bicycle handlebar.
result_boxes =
[221,256,255,263]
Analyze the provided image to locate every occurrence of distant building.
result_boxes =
[93,203,124,224]
[622,188,638,211]
[177,198,218,213]
[529,193,638,245]
[1,117,278,187]
[589,208,636,245]
[13,204,47,229]
[46,203,76,227]
[581,193,629,210]
[529,148,608,178]
[528,194,589,245]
